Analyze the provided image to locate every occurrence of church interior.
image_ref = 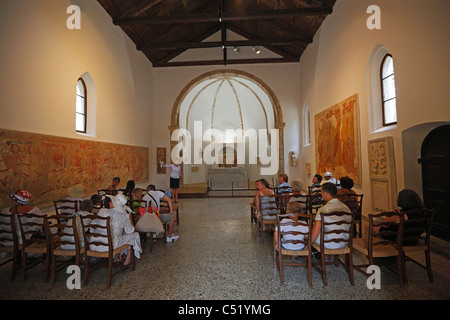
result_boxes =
[0,0,449,302]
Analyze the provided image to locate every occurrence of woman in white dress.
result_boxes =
[90,194,142,266]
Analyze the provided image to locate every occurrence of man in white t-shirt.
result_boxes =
[143,184,179,242]
[323,172,340,187]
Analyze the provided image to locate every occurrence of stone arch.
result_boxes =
[169,69,286,181]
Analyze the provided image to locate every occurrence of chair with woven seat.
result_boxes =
[274,213,314,286]
[341,194,364,238]
[16,212,51,281]
[353,211,405,287]
[312,211,355,286]
[54,199,79,216]
[0,210,21,281]
[401,208,435,284]
[257,194,282,243]
[80,214,135,289]
[46,214,84,285]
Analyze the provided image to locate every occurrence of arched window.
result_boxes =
[380,54,397,126]
[76,78,87,133]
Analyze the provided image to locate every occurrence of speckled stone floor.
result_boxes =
[1,197,450,301]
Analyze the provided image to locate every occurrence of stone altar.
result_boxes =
[208,167,248,190]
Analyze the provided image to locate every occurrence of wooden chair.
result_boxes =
[338,194,364,238]
[80,214,135,289]
[341,194,364,238]
[129,199,167,253]
[306,192,325,214]
[16,213,51,281]
[257,194,282,243]
[97,189,115,196]
[353,211,405,287]
[0,210,21,281]
[46,214,84,285]
[289,192,309,214]
[54,199,79,215]
[312,211,355,286]
[275,186,292,213]
[274,213,314,286]
[250,203,257,224]
[401,208,435,284]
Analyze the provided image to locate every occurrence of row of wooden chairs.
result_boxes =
[0,210,135,289]
[274,208,435,287]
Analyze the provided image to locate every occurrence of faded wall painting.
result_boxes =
[0,129,149,208]
[315,94,360,184]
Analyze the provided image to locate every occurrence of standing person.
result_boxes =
[160,159,181,203]
[143,185,179,242]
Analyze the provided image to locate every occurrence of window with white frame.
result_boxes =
[380,54,397,126]
[76,78,87,133]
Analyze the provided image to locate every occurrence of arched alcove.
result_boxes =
[169,69,285,186]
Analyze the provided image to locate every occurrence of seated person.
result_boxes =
[122,180,136,198]
[1,189,44,245]
[323,172,340,186]
[274,202,309,251]
[310,183,352,249]
[310,174,322,194]
[90,194,103,213]
[337,176,357,201]
[106,177,120,195]
[253,179,277,220]
[276,173,293,195]
[90,194,142,265]
[143,184,179,242]
[369,189,428,245]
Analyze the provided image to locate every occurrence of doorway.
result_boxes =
[420,125,450,240]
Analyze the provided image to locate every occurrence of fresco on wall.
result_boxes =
[314,94,360,184]
[0,129,149,208]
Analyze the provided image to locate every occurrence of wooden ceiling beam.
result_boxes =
[153,57,299,68]
[113,7,333,26]
[137,38,312,50]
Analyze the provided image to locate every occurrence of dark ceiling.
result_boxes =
[96,0,337,68]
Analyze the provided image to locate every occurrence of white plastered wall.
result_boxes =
[299,0,450,215]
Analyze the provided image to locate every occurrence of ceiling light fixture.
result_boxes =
[233,46,240,53]
[252,46,261,55]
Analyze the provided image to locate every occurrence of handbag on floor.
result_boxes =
[135,211,164,233]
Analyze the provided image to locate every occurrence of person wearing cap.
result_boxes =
[323,171,340,186]
[160,159,181,203]
[1,189,44,245]
[90,194,142,266]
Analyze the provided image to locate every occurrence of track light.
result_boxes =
[252,46,261,55]
[233,46,240,53]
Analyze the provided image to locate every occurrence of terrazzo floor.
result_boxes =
[1,197,450,302]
